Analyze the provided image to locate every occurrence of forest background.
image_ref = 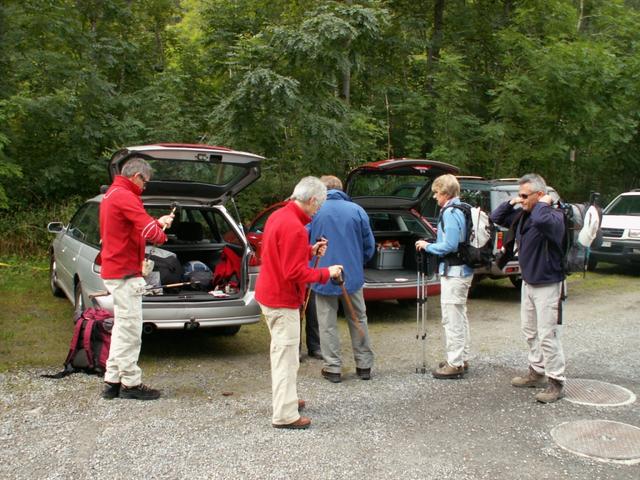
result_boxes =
[1,0,639,257]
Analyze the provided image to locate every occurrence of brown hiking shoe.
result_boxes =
[272,416,311,430]
[511,367,547,388]
[432,362,465,379]
[439,360,469,372]
[536,378,565,403]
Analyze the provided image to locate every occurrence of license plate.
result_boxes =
[601,241,611,248]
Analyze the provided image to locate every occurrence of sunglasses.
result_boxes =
[519,192,540,199]
[137,173,149,186]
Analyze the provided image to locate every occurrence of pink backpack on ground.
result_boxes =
[42,308,113,378]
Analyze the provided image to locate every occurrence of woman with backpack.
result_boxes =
[415,174,474,379]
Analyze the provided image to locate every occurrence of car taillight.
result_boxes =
[248,252,260,267]
[496,231,503,250]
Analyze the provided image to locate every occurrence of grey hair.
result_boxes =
[290,176,327,204]
[121,157,153,180]
[320,175,343,191]
[519,173,547,194]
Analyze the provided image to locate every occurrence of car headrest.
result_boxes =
[175,222,204,242]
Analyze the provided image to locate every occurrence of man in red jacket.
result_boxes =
[256,176,343,429]
[99,157,174,401]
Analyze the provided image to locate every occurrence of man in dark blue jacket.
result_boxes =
[490,173,566,403]
[309,176,376,383]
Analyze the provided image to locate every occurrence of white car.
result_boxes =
[47,143,264,334]
[590,190,640,269]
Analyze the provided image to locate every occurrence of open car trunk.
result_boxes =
[141,204,249,302]
[364,231,426,285]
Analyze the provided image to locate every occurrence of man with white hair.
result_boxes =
[255,176,343,429]
[490,173,566,403]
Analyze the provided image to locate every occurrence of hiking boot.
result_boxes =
[102,382,120,400]
[439,360,469,372]
[119,383,161,401]
[272,416,311,430]
[308,350,323,360]
[536,378,565,404]
[321,368,341,383]
[356,368,371,380]
[432,362,465,379]
[511,367,547,388]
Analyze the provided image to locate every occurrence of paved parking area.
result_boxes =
[1,277,638,479]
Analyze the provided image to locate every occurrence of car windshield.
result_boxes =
[604,195,640,215]
[144,158,248,187]
[349,173,434,200]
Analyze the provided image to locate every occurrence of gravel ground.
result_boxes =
[1,277,639,479]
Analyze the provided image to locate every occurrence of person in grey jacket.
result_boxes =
[490,173,566,403]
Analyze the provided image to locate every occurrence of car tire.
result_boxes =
[74,281,85,317]
[509,275,523,289]
[49,255,65,298]
[587,256,598,271]
[396,299,415,307]
[214,325,241,336]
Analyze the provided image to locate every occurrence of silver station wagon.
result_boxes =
[47,143,264,335]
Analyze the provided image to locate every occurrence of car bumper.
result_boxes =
[95,291,261,330]
[363,278,441,301]
[474,260,521,278]
[592,240,640,266]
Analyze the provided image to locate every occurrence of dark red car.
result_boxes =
[246,159,460,301]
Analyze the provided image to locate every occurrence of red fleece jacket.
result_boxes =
[255,201,330,308]
[99,176,167,279]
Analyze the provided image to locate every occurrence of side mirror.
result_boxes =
[47,222,65,233]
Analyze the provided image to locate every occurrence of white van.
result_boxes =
[590,190,640,269]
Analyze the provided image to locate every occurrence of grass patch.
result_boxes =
[0,258,73,371]
[1,257,638,373]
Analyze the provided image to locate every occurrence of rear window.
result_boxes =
[605,195,640,216]
[349,173,434,200]
[142,158,248,187]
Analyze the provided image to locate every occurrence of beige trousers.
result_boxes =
[103,277,147,387]
[440,275,473,367]
[259,304,301,425]
[521,281,566,381]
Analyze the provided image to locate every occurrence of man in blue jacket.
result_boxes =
[490,173,566,403]
[309,176,376,383]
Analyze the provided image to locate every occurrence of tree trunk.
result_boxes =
[426,0,445,73]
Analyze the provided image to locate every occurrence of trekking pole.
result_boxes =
[415,250,428,374]
[299,256,320,355]
[333,270,365,339]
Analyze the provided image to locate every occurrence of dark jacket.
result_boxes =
[490,201,565,285]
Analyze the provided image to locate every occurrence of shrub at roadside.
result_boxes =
[0,197,83,258]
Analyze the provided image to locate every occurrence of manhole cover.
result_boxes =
[552,420,640,464]
[564,379,636,407]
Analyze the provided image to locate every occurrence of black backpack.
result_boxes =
[42,307,113,379]
[150,253,183,286]
[440,203,495,269]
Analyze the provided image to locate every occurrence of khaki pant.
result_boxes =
[259,304,301,425]
[440,275,473,367]
[315,289,374,374]
[103,277,147,386]
[521,281,566,381]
